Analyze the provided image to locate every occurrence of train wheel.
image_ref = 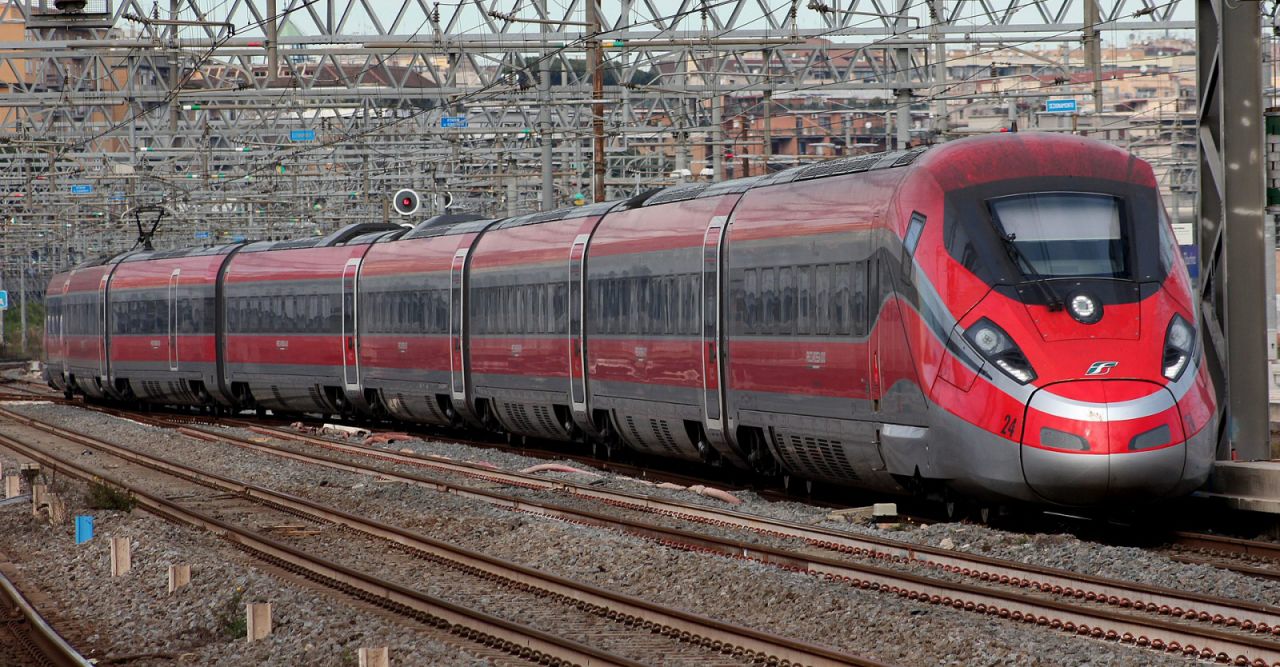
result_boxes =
[977,505,1003,526]
[943,491,964,521]
[591,439,614,460]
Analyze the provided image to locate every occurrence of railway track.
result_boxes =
[237,414,1280,586]
[71,410,1280,667]
[1165,532,1280,582]
[12,396,1280,663]
[0,567,92,667]
[0,405,881,667]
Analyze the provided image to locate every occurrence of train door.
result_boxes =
[449,248,468,402]
[568,234,590,424]
[701,215,729,445]
[167,269,180,371]
[341,258,360,388]
[59,278,70,378]
[867,254,881,410]
[97,273,109,383]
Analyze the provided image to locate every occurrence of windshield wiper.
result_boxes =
[1001,232,1064,311]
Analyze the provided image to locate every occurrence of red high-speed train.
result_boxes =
[43,133,1218,508]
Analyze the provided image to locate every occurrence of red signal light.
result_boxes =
[392,188,420,216]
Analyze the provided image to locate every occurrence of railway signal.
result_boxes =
[392,189,420,216]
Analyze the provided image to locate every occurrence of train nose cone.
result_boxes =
[1020,380,1187,506]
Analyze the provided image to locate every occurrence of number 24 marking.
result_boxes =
[1000,415,1019,438]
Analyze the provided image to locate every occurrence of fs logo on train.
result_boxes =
[1085,361,1118,376]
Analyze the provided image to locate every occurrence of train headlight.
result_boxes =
[1162,314,1195,381]
[1068,293,1102,324]
[964,318,1037,385]
[972,327,1002,354]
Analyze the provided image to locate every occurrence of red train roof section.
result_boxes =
[918,133,1155,190]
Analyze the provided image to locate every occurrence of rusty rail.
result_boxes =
[0,569,92,667]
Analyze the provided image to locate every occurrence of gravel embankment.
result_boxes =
[0,437,494,665]
[0,400,1217,665]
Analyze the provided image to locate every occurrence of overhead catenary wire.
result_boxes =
[0,0,1196,248]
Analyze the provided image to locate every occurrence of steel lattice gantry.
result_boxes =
[1195,0,1272,460]
[0,0,1190,277]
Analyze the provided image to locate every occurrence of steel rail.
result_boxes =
[1170,532,1280,563]
[239,423,1280,635]
[1167,554,1280,582]
[14,404,1280,664]
[88,414,1280,666]
[0,409,874,667]
[0,428,645,667]
[0,570,93,667]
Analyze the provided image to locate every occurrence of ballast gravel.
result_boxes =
[0,466,490,666]
[0,400,1225,665]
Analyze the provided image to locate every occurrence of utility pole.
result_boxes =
[894,0,911,149]
[539,0,554,209]
[587,0,605,202]
[763,84,773,167]
[929,0,947,141]
[267,0,279,83]
[169,0,180,138]
[18,267,25,354]
[711,92,723,181]
[1083,0,1103,116]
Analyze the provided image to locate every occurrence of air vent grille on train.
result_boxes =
[772,431,860,482]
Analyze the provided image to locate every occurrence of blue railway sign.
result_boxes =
[1045,99,1077,114]
[1180,245,1199,280]
[70,184,93,194]
[0,290,8,309]
[290,129,316,142]
[441,116,468,128]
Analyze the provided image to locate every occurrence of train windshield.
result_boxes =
[988,193,1126,279]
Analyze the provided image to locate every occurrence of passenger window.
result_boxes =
[744,269,759,332]
[540,284,550,334]
[518,286,529,332]
[664,277,676,334]
[835,264,852,335]
[606,280,618,334]
[797,266,812,335]
[763,268,778,333]
[815,264,831,335]
[904,212,926,256]
[632,276,645,332]
[729,271,745,333]
[852,261,868,336]
[555,283,567,333]
[780,267,796,335]
[686,274,698,335]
